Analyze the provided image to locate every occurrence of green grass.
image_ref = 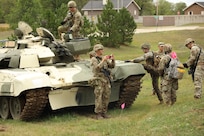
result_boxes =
[0,27,204,136]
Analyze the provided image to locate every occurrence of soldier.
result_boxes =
[89,44,115,119]
[144,44,179,106]
[126,43,163,104]
[183,38,204,99]
[58,0,83,39]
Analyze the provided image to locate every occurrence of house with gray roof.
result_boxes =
[183,2,204,15]
[81,0,141,23]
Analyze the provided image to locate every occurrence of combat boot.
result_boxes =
[96,113,104,120]
[101,113,111,119]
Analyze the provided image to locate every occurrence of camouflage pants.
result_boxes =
[93,78,111,114]
[150,73,163,102]
[57,25,80,39]
[194,65,204,98]
[161,76,178,105]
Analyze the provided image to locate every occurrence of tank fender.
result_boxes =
[0,70,51,96]
[112,62,145,80]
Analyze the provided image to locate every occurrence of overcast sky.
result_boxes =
[154,0,197,6]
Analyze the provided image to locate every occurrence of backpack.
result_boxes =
[166,54,185,79]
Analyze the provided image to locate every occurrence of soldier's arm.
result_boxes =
[132,55,145,63]
[186,47,199,67]
[70,12,82,32]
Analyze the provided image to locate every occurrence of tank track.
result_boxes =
[116,75,143,108]
[20,89,49,121]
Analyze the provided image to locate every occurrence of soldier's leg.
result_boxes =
[161,79,171,105]
[152,74,163,103]
[171,79,178,105]
[194,67,202,99]
[57,25,69,39]
[102,82,111,114]
[94,84,103,114]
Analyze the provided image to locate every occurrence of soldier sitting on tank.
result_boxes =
[58,0,83,40]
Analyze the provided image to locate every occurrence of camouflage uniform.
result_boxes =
[146,44,178,105]
[133,44,163,103]
[184,38,204,99]
[89,44,115,116]
[58,1,83,38]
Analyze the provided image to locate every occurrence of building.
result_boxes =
[183,2,204,15]
[81,0,141,23]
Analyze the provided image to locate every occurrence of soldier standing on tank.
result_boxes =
[89,44,115,119]
[144,44,178,106]
[183,38,204,99]
[125,43,163,104]
[58,0,83,39]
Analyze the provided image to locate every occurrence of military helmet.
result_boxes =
[158,42,165,46]
[164,43,172,53]
[141,43,150,49]
[185,38,194,46]
[68,1,77,8]
[94,44,104,52]
[89,50,96,57]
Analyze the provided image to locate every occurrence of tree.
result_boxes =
[5,0,41,30]
[96,0,121,47]
[80,16,98,46]
[174,2,186,15]
[135,0,155,15]
[157,0,174,15]
[117,8,137,45]
[0,0,16,23]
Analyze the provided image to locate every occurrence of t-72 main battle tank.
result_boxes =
[0,21,145,121]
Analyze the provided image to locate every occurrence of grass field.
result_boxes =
[0,25,204,136]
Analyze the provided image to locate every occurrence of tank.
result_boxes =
[0,21,145,121]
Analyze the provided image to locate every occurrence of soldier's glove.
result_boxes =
[67,30,73,34]
[183,63,188,68]
[142,64,149,70]
[61,21,66,25]
[124,60,131,63]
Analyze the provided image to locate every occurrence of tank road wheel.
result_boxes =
[0,97,11,119]
[9,97,24,120]
[116,75,143,108]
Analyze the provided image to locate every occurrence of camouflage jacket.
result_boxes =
[91,56,115,79]
[64,9,83,32]
[186,44,204,67]
[133,51,162,68]
[144,54,171,77]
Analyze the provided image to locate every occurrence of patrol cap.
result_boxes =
[158,42,165,46]
[68,1,77,8]
[185,38,194,46]
[94,44,104,52]
[141,43,150,49]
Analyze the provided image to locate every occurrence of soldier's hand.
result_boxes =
[67,30,73,34]
[61,21,66,25]
[183,63,188,68]
[124,60,131,63]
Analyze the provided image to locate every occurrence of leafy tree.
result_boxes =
[0,0,15,23]
[174,2,187,15]
[96,0,121,47]
[135,0,155,15]
[80,16,98,46]
[117,8,137,45]
[157,0,173,15]
[5,0,41,30]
